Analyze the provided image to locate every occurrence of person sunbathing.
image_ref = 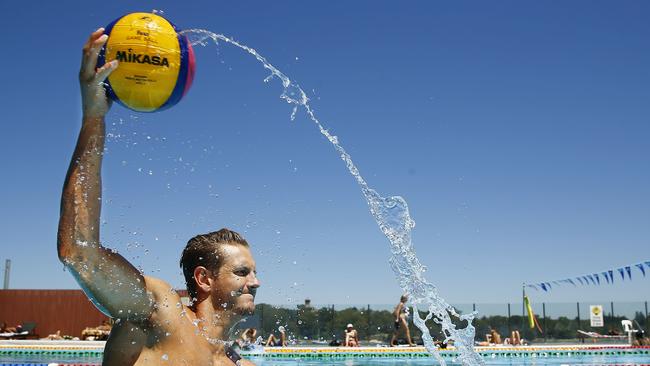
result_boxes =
[81,321,112,340]
[43,330,64,340]
[344,324,359,347]
[265,326,287,347]
[237,328,258,349]
[0,323,18,337]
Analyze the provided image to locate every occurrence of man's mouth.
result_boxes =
[231,289,256,298]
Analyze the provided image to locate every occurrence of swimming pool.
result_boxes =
[2,354,650,366]
[1,343,649,365]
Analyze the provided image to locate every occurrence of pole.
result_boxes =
[645,301,648,329]
[522,284,526,330]
[577,302,581,329]
[331,305,335,339]
[367,304,371,341]
[611,302,615,322]
[258,304,264,335]
[543,302,547,342]
[507,303,511,334]
[3,259,10,289]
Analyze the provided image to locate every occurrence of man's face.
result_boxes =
[211,244,260,315]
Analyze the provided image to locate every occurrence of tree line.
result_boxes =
[253,303,648,344]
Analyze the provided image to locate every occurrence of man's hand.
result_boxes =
[80,27,118,119]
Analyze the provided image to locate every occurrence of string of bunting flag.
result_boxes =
[526,260,650,292]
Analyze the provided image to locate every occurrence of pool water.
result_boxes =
[2,355,650,365]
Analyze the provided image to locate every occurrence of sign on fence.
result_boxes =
[590,305,604,327]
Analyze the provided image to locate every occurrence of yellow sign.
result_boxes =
[590,305,604,327]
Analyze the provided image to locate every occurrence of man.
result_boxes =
[344,324,359,347]
[57,28,260,365]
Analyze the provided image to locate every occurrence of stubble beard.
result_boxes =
[233,296,256,315]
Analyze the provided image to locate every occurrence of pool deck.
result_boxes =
[1,339,649,359]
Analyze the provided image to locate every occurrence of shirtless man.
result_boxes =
[57,28,260,365]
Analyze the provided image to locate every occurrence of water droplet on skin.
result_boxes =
[161,354,168,361]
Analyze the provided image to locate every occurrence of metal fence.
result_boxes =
[247,301,649,344]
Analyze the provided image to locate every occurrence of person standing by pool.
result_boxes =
[390,294,415,346]
[57,28,260,366]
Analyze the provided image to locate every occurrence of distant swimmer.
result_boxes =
[57,28,260,366]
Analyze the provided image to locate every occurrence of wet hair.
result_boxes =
[400,294,408,303]
[180,228,249,300]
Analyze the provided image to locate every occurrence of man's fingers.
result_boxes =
[94,60,118,83]
[85,27,105,47]
[81,28,105,62]
[81,31,108,80]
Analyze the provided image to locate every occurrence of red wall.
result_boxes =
[0,289,109,338]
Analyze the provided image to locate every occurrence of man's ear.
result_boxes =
[193,266,212,293]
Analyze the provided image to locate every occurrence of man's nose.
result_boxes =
[248,273,260,288]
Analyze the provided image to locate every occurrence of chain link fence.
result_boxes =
[242,301,648,345]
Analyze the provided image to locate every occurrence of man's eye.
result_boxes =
[235,269,249,276]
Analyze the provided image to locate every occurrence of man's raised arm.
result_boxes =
[57,28,153,322]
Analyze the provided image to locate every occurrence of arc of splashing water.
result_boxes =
[181,29,485,366]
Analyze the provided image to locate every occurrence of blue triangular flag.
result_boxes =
[618,268,625,281]
[567,278,576,286]
[635,264,646,277]
[582,276,591,285]
[602,271,610,284]
[609,270,614,283]
[645,261,650,269]
[625,266,632,280]
[593,273,600,285]
[576,277,584,285]
[587,274,596,285]
[540,283,548,292]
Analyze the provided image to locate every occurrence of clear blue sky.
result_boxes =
[1,1,648,309]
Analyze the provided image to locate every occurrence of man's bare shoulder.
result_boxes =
[144,276,180,299]
[143,276,187,316]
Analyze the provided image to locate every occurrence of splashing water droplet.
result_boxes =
[182,29,484,365]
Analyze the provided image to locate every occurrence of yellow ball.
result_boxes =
[98,12,196,112]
